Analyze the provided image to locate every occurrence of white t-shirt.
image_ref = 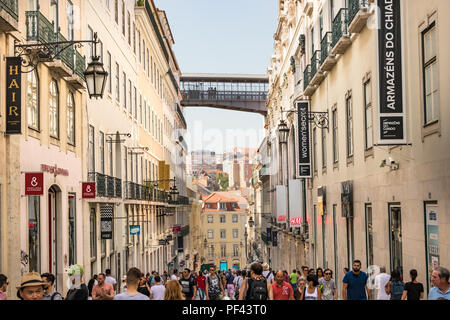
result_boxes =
[150,284,166,300]
[262,271,274,284]
[105,276,117,287]
[375,273,391,300]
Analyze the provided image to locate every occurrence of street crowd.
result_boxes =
[0,260,449,301]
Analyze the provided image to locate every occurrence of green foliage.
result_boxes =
[216,172,229,191]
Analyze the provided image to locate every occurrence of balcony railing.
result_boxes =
[88,172,122,198]
[26,11,56,44]
[310,50,321,79]
[0,0,18,21]
[303,65,311,91]
[56,33,74,70]
[320,32,333,65]
[348,0,369,25]
[176,103,187,129]
[74,51,86,79]
[331,8,349,49]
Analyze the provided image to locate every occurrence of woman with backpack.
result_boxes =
[401,269,424,300]
[385,269,404,300]
[238,262,273,300]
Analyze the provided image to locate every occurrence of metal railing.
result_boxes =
[303,65,311,91]
[88,172,122,198]
[56,33,74,70]
[331,8,349,49]
[320,32,333,65]
[310,50,321,79]
[0,0,18,21]
[26,11,56,43]
[176,103,187,129]
[182,90,267,102]
[74,51,86,79]
[348,0,369,25]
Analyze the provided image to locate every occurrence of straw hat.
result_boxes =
[16,272,45,290]
[262,263,269,271]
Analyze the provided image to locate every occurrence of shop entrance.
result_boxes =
[48,185,62,290]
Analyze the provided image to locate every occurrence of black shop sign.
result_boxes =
[297,101,312,178]
[5,57,22,134]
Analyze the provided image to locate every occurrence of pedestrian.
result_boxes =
[220,271,227,291]
[225,269,235,299]
[41,273,62,300]
[87,274,97,299]
[0,274,8,300]
[385,269,404,300]
[304,275,322,300]
[196,271,206,300]
[137,276,151,297]
[272,270,294,300]
[150,275,166,300]
[289,269,298,292]
[162,271,169,283]
[114,268,149,300]
[343,267,349,282]
[262,263,274,284]
[428,267,450,300]
[342,260,372,300]
[300,266,309,281]
[283,270,289,283]
[308,268,316,276]
[92,273,115,300]
[164,280,185,300]
[66,264,89,300]
[374,266,391,300]
[401,269,424,300]
[205,266,224,300]
[319,268,337,300]
[239,262,273,300]
[105,269,117,292]
[120,275,127,293]
[179,268,197,300]
[171,269,179,281]
[233,270,243,300]
[16,272,45,300]
[294,278,307,300]
[316,268,324,282]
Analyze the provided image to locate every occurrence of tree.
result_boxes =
[216,172,229,191]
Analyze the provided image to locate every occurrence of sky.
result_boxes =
[154,0,278,154]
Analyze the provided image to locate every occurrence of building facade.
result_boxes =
[260,0,450,298]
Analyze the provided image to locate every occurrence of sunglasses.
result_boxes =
[325,273,331,275]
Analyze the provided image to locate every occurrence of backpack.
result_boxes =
[390,281,404,300]
[50,291,62,300]
[246,278,268,300]
[226,274,234,285]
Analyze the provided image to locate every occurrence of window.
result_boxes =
[221,245,226,258]
[422,24,438,124]
[208,245,214,258]
[364,80,373,149]
[220,215,226,223]
[107,52,112,93]
[88,26,93,62]
[128,11,131,45]
[88,125,95,173]
[122,1,125,35]
[142,40,145,69]
[207,230,213,239]
[313,128,317,172]
[332,109,338,163]
[147,49,150,77]
[233,229,238,238]
[67,93,75,145]
[134,88,137,118]
[28,196,40,273]
[330,0,335,24]
[129,82,133,114]
[90,208,97,258]
[311,27,315,55]
[232,214,238,223]
[49,80,59,138]
[115,63,119,101]
[220,229,226,239]
[365,204,373,268]
[123,72,126,108]
[319,11,323,40]
[68,194,76,266]
[27,70,39,130]
[322,127,327,169]
[346,96,353,157]
[133,23,136,53]
[233,244,239,257]
[99,131,105,174]
[207,215,213,223]
[140,96,143,124]
[114,0,118,23]
[67,1,74,41]
[109,138,113,176]
[138,31,141,62]
[219,202,227,210]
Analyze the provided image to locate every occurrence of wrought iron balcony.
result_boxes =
[310,50,325,86]
[303,65,311,92]
[259,164,270,180]
[320,32,337,72]
[331,8,351,55]
[88,172,122,198]
[0,0,18,31]
[26,11,56,44]
[348,0,371,34]
[176,103,187,129]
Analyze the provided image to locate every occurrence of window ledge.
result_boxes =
[346,155,354,166]
[422,120,440,141]
[322,167,327,175]
[333,161,339,171]
[364,147,374,159]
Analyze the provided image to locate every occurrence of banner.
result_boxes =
[341,181,353,218]
[25,172,44,195]
[6,57,22,134]
[272,231,278,247]
[82,182,96,198]
[318,186,326,216]
[100,205,113,239]
[377,0,406,144]
[129,225,141,235]
[426,204,439,289]
[297,101,312,177]
[276,185,287,223]
[289,179,303,227]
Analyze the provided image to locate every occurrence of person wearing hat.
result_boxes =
[262,263,274,285]
[16,272,45,300]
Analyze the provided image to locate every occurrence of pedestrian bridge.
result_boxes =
[180,73,268,115]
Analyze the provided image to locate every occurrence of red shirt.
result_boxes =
[272,281,294,300]
[196,276,206,290]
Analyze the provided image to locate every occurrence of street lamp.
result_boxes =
[203,238,207,249]
[170,184,179,202]
[278,119,290,144]
[248,216,255,228]
[84,50,108,99]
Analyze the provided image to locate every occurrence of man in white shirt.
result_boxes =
[171,269,179,281]
[105,269,117,292]
[150,276,166,300]
[375,266,391,300]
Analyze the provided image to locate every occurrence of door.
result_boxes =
[48,189,56,275]
[389,205,403,276]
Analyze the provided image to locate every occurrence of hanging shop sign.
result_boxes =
[100,205,113,239]
[272,231,278,247]
[172,225,181,233]
[5,57,22,134]
[129,225,141,236]
[425,204,439,288]
[377,0,406,144]
[318,186,326,216]
[82,182,96,198]
[289,179,303,227]
[267,228,272,242]
[25,172,44,196]
[341,181,353,218]
[297,101,312,178]
[276,185,287,223]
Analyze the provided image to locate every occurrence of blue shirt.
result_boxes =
[343,271,368,300]
[428,285,450,300]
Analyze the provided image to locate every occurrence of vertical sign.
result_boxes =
[318,186,326,216]
[6,57,22,134]
[25,172,44,195]
[266,227,272,242]
[272,231,278,247]
[289,179,303,227]
[82,182,96,198]
[100,205,113,239]
[276,185,287,223]
[377,0,406,144]
[341,181,353,218]
[426,204,439,289]
[297,101,312,178]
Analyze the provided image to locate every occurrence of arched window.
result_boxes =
[27,70,39,130]
[49,80,59,138]
[67,93,75,145]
